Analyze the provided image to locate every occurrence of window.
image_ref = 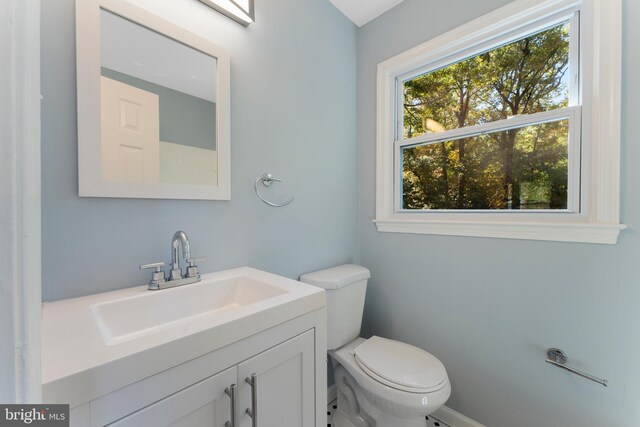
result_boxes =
[402,22,577,212]
[375,0,625,244]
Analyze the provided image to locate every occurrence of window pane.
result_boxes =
[403,22,570,139]
[401,120,569,210]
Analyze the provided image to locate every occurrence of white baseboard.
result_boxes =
[433,406,485,427]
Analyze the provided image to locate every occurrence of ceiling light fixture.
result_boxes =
[198,0,254,26]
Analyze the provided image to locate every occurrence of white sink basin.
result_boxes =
[92,273,290,345]
[42,267,325,405]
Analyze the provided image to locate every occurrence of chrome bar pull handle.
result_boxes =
[545,348,608,387]
[245,374,257,427]
[224,384,237,427]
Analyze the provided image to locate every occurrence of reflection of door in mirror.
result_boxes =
[101,76,160,183]
[100,9,218,187]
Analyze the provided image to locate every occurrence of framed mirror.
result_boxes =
[76,0,230,200]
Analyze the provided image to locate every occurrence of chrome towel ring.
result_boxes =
[254,173,295,207]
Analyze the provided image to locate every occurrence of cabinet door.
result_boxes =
[237,330,315,427]
[107,366,236,427]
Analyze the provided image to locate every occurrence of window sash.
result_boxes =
[393,106,582,214]
[395,8,581,143]
[396,107,579,149]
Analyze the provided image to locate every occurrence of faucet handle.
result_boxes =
[140,262,166,290]
[185,257,206,279]
[140,261,165,271]
[186,257,206,267]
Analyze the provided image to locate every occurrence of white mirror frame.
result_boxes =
[76,0,231,200]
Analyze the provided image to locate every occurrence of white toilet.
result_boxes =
[300,264,451,427]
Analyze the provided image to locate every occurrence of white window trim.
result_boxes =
[374,0,625,244]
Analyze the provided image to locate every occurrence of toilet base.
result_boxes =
[333,365,444,427]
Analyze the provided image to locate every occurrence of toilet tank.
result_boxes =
[300,264,370,351]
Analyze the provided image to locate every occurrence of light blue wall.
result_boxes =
[358,1,640,426]
[42,0,640,424]
[41,0,358,301]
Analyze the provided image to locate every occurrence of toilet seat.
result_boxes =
[353,336,447,393]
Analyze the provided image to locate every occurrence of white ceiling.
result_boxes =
[100,9,217,102]
[329,0,406,27]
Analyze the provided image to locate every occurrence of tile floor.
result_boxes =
[327,400,451,427]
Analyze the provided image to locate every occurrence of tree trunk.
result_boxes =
[456,139,466,209]
[455,88,470,209]
[502,129,519,209]
[440,142,450,208]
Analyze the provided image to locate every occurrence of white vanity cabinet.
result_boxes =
[103,330,315,427]
[43,268,327,427]
[62,312,326,427]
[103,330,316,427]
[108,366,237,427]
[237,330,315,427]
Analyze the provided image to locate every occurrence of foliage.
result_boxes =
[402,23,571,210]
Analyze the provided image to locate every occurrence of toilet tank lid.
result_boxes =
[299,264,370,289]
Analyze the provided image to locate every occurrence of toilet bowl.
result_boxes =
[331,337,451,427]
[300,265,450,427]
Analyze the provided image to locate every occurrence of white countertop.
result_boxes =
[42,267,325,407]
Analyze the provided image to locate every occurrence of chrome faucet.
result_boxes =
[140,231,206,290]
[170,231,191,280]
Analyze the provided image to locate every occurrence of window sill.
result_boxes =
[373,218,626,244]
